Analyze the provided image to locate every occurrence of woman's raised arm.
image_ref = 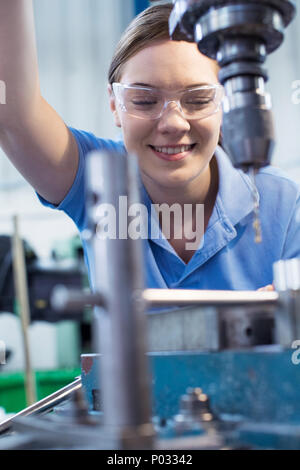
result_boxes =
[0,0,79,205]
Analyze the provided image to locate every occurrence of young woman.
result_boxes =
[0,2,299,291]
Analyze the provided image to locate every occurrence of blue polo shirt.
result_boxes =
[37,127,300,291]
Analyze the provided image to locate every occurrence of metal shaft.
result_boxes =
[85,151,154,441]
[11,215,37,407]
[52,285,279,311]
[0,377,81,434]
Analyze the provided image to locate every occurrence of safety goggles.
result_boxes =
[112,82,224,121]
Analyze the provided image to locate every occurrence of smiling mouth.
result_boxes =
[149,144,195,155]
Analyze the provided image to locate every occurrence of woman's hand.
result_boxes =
[257,284,274,291]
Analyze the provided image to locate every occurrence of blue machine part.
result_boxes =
[81,350,300,422]
[81,350,300,449]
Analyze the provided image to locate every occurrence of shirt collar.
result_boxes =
[138,146,258,279]
[139,145,256,233]
[209,145,257,227]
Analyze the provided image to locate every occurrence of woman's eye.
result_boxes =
[185,99,211,106]
[132,99,157,106]
[188,99,210,104]
[184,91,214,104]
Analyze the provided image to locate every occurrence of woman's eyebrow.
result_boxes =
[185,82,213,88]
[130,82,154,87]
[130,82,213,88]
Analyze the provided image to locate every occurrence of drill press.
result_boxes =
[169,0,296,241]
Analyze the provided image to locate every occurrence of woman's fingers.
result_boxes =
[257,284,274,292]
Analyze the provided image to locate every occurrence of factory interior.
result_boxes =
[0,0,300,452]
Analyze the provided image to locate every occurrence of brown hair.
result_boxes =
[108,3,222,146]
[108,3,177,85]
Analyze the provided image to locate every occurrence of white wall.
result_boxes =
[267,6,300,180]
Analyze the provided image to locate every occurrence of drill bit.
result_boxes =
[248,168,262,244]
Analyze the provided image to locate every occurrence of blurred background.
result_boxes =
[0,0,299,414]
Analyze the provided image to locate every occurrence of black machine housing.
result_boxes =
[169,0,296,169]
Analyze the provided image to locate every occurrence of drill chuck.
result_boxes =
[170,0,296,170]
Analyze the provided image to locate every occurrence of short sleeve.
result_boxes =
[36,127,125,232]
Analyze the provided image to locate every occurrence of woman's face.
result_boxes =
[109,40,222,191]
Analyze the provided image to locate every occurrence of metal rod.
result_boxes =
[85,151,154,444]
[11,215,37,406]
[51,286,279,312]
[51,285,106,311]
[0,377,81,434]
[143,288,279,307]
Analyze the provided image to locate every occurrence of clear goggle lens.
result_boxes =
[113,83,224,120]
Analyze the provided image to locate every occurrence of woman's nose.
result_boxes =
[156,101,191,134]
